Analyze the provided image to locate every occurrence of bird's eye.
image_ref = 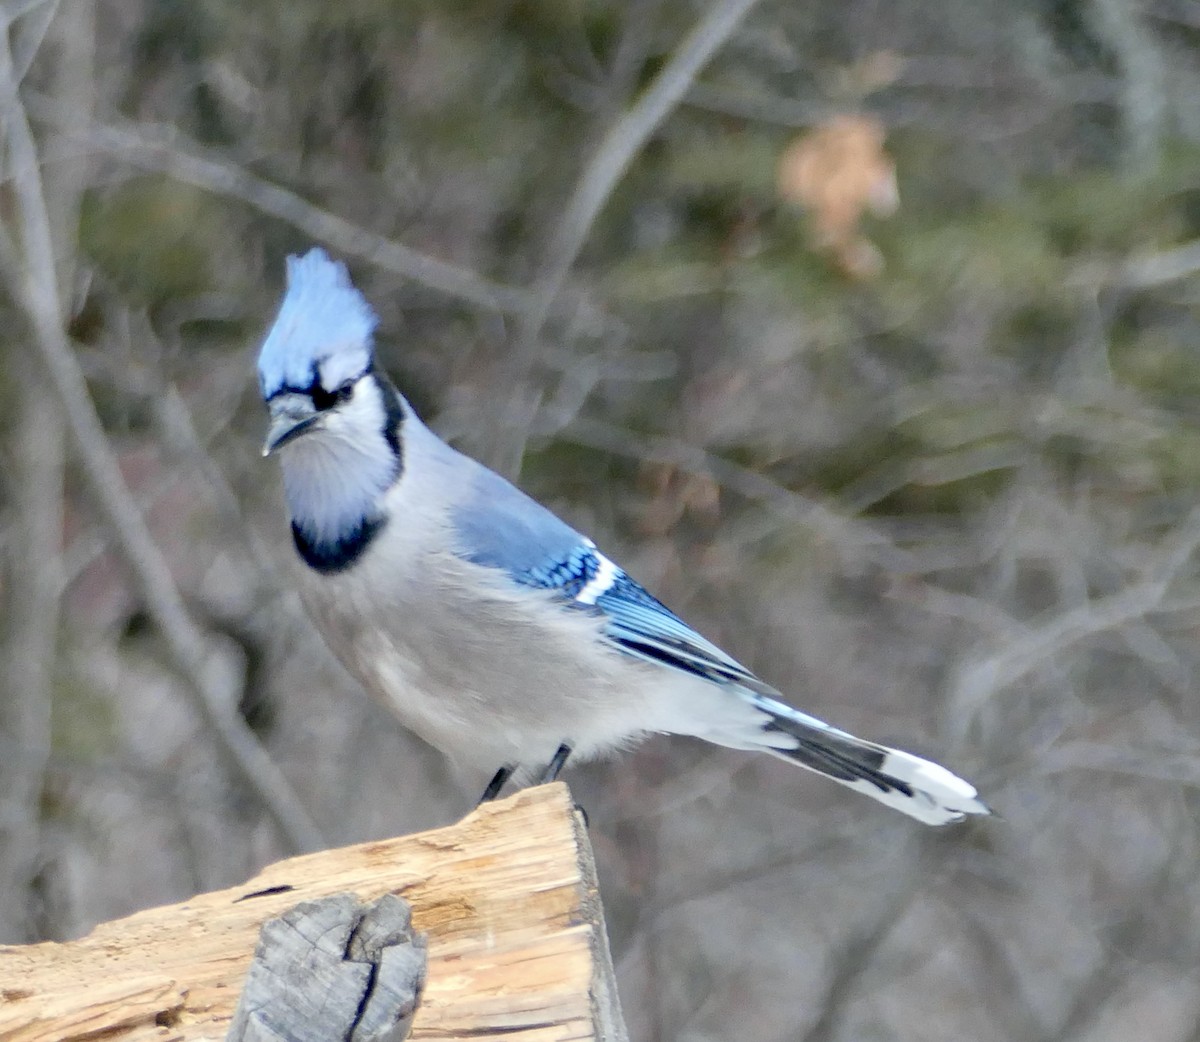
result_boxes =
[309,380,355,411]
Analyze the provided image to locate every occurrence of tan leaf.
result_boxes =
[777,114,899,278]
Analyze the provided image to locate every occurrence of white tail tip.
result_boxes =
[860,748,991,826]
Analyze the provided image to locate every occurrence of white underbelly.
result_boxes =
[296,547,685,770]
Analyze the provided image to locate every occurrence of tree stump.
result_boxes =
[0,783,627,1042]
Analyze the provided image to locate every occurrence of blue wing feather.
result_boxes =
[451,464,587,578]
[449,466,756,686]
[524,543,601,598]
[592,572,757,684]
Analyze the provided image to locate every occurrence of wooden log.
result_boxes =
[0,784,628,1042]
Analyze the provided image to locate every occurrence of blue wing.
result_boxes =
[451,464,591,581]
[451,464,757,686]
[586,568,759,686]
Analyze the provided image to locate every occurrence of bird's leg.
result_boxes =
[538,743,572,784]
[478,764,514,804]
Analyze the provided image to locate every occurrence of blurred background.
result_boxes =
[3,0,1200,1038]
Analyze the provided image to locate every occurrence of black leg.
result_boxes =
[538,743,572,785]
[479,764,514,804]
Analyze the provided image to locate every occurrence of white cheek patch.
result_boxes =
[322,376,383,437]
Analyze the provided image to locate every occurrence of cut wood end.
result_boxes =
[0,782,627,1042]
[226,892,426,1042]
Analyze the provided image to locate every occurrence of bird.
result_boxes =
[256,248,990,826]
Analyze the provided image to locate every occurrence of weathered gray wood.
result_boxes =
[348,897,427,1042]
[226,893,426,1042]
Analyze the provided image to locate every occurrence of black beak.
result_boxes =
[263,399,322,456]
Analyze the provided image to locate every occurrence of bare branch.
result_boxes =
[949,508,1200,739]
[0,27,324,854]
[0,0,73,945]
[800,884,918,1042]
[26,95,532,315]
[1087,0,1168,165]
[562,416,916,572]
[1121,240,1200,289]
[0,0,56,26]
[1040,741,1200,789]
[684,81,828,127]
[0,384,62,942]
[5,0,57,84]
[513,0,767,362]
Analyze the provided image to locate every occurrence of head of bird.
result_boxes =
[257,249,404,547]
[257,248,399,459]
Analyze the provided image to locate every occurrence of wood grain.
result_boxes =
[0,784,627,1042]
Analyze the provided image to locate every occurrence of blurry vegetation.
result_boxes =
[4,0,1200,1039]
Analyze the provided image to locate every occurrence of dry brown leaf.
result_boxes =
[777,113,899,278]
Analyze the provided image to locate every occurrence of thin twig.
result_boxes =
[0,384,63,942]
[949,508,1200,739]
[562,416,916,571]
[25,93,532,315]
[684,81,828,127]
[513,0,767,364]
[125,307,295,590]
[0,0,69,944]
[801,883,918,1042]
[0,0,55,26]
[1121,240,1200,289]
[5,0,57,83]
[0,29,323,854]
[1039,741,1200,788]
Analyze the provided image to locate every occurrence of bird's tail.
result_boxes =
[751,694,990,826]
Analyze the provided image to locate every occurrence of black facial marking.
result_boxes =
[310,380,336,411]
[372,366,407,462]
[292,514,387,574]
[307,373,355,412]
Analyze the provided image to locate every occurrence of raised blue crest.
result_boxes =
[257,248,378,398]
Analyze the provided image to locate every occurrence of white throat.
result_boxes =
[277,378,399,547]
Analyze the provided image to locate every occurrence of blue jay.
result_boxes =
[257,249,989,825]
